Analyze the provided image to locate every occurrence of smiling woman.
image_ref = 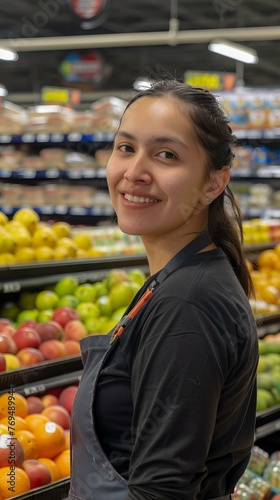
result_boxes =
[69,78,258,500]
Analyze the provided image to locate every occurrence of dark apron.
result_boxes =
[69,231,232,500]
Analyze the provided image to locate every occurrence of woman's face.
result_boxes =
[106,96,212,243]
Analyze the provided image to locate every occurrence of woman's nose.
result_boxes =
[124,153,152,184]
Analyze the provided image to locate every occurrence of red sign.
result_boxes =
[70,0,106,20]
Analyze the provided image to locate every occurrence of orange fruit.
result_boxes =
[64,429,70,449]
[0,415,28,432]
[0,392,28,420]
[33,421,66,459]
[38,457,61,482]
[0,466,30,498]
[0,424,8,436]
[54,449,71,478]
[15,429,39,460]
[257,249,279,269]
[24,413,49,433]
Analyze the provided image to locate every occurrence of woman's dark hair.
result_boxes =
[125,78,254,298]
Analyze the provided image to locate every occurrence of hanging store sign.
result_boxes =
[184,71,236,91]
[69,0,108,20]
[59,51,104,84]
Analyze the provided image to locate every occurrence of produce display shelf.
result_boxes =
[0,168,107,180]
[256,313,280,338]
[0,254,149,292]
[256,405,280,439]
[234,128,280,140]
[0,355,82,393]
[0,132,114,144]
[0,205,114,218]
[8,477,70,500]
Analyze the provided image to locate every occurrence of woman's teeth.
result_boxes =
[124,194,159,203]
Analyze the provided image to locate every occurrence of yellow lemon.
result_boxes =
[56,237,77,257]
[34,246,55,261]
[0,253,16,265]
[0,212,8,226]
[14,246,36,263]
[0,228,15,253]
[54,246,71,260]
[72,233,92,250]
[76,248,89,258]
[52,221,72,238]
[32,226,57,249]
[4,353,20,371]
[13,208,39,234]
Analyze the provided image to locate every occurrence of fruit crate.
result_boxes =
[0,356,82,395]
[4,477,70,500]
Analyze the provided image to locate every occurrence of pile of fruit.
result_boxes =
[0,268,146,372]
[0,208,144,265]
[248,245,280,311]
[0,385,76,498]
[257,336,280,411]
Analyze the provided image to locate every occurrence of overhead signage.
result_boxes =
[184,71,236,91]
[59,51,104,84]
[41,87,81,106]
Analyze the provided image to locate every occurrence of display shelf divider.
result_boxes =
[7,477,70,500]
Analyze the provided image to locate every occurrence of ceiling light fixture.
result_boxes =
[208,39,259,64]
[0,48,19,62]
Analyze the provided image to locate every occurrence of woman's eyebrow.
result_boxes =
[115,131,189,150]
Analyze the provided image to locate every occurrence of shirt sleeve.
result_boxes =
[125,298,229,500]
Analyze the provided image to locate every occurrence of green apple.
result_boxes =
[96,296,112,317]
[54,276,79,297]
[92,281,108,298]
[57,295,79,308]
[35,290,59,311]
[84,316,108,334]
[76,302,100,322]
[128,268,146,287]
[37,309,54,322]
[18,291,37,310]
[106,269,130,290]
[111,306,127,322]
[0,301,20,320]
[17,309,39,323]
[109,282,135,311]
[74,284,96,303]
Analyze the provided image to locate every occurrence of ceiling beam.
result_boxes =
[1,25,280,52]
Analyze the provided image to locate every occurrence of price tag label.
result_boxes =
[51,134,64,142]
[67,170,82,179]
[36,134,50,142]
[45,169,59,178]
[70,207,87,215]
[24,384,46,396]
[68,133,82,142]
[0,135,12,143]
[22,133,35,143]
[54,205,68,214]
[3,282,21,293]
[40,206,53,214]
[22,169,36,178]
[82,169,95,178]
[0,169,12,178]
[96,168,106,178]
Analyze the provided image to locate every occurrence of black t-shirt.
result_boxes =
[94,249,258,499]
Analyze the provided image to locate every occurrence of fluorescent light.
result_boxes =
[0,84,8,96]
[0,48,19,61]
[133,77,154,90]
[208,39,258,64]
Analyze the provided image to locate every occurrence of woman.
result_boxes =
[69,79,258,500]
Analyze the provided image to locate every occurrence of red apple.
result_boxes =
[26,396,45,414]
[13,327,41,351]
[0,320,16,337]
[17,347,45,366]
[0,353,6,372]
[0,334,17,354]
[64,319,87,341]
[42,404,70,430]
[0,434,24,467]
[52,306,80,328]
[17,320,38,330]
[58,385,78,415]
[22,459,52,489]
[39,339,67,360]
[62,339,81,356]
[41,394,59,407]
[35,320,64,342]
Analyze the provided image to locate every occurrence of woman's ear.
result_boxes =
[204,166,230,203]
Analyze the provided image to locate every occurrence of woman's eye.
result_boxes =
[159,151,176,159]
[118,144,134,153]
